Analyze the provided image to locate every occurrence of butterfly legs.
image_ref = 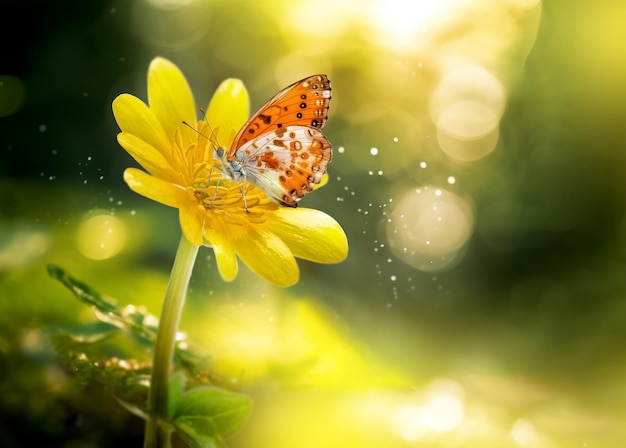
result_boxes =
[205,162,251,213]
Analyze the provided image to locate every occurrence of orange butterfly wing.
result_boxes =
[227,75,333,207]
[229,74,332,153]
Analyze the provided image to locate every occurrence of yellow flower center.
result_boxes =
[176,121,278,226]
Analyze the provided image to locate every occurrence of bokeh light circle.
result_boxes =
[430,64,504,161]
[386,186,474,272]
[0,76,25,117]
[77,213,127,260]
[436,100,500,162]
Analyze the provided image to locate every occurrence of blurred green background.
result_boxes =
[2,0,626,446]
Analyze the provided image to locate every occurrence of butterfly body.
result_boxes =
[214,75,333,207]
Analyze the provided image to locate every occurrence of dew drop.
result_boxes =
[447,176,456,184]
[420,161,427,168]
[370,147,379,156]
[338,146,345,154]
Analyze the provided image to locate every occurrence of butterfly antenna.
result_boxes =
[199,108,222,151]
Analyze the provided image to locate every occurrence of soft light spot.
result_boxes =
[386,185,474,272]
[436,100,499,161]
[338,146,345,153]
[370,147,379,156]
[0,225,50,269]
[510,418,539,447]
[0,76,25,117]
[447,176,456,184]
[39,124,47,132]
[430,64,504,162]
[423,391,464,432]
[391,405,428,441]
[391,379,465,441]
[77,213,127,260]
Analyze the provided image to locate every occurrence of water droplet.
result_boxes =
[447,176,456,184]
[370,147,379,156]
[338,146,345,154]
[393,137,399,142]
[420,161,427,168]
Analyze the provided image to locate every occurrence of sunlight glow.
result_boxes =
[368,0,457,48]
[77,213,127,260]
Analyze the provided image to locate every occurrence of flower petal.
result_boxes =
[117,132,176,181]
[179,204,204,246]
[123,168,188,208]
[112,94,170,156]
[147,57,197,146]
[266,208,349,264]
[204,221,238,282]
[206,78,249,148]
[235,227,299,287]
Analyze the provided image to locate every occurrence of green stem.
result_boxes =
[144,235,199,448]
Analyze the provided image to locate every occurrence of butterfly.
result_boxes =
[213,74,333,208]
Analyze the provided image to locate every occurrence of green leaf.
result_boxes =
[47,264,208,372]
[46,321,119,344]
[172,386,252,447]
[48,331,151,405]
[168,372,186,418]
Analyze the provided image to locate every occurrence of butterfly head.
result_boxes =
[213,146,246,182]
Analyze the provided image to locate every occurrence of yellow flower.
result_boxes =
[112,57,348,287]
